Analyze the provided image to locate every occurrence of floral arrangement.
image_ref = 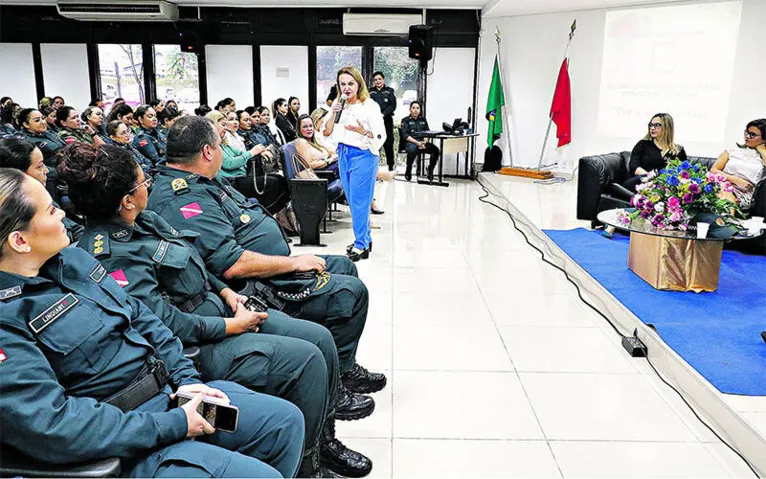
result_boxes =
[622,158,740,231]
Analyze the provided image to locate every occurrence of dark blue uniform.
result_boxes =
[133,126,167,166]
[146,167,368,374]
[0,247,304,478]
[370,85,397,170]
[77,210,339,456]
[105,136,154,175]
[401,115,440,179]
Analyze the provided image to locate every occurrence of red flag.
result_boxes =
[550,58,571,147]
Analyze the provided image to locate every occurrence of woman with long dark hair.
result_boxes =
[132,105,166,165]
[286,96,301,131]
[323,66,386,261]
[712,118,766,211]
[273,98,297,143]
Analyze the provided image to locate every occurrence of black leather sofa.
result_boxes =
[577,151,765,253]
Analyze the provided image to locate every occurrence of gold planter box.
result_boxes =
[627,232,723,292]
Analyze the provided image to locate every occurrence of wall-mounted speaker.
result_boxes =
[408,25,434,63]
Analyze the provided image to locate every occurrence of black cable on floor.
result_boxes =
[476,180,760,478]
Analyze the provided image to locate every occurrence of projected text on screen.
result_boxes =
[597,1,742,143]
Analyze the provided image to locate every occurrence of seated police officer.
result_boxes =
[16,108,67,199]
[401,101,440,182]
[58,143,373,478]
[0,137,83,242]
[0,168,304,478]
[146,116,387,397]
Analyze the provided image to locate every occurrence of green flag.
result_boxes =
[486,56,506,149]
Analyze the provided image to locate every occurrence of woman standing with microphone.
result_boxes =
[323,66,386,261]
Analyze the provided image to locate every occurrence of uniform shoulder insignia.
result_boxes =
[138,139,148,147]
[152,240,170,263]
[91,232,110,257]
[172,178,189,195]
[0,286,22,301]
[89,263,106,283]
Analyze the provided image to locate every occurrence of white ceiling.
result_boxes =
[0,0,689,14]
[482,0,688,17]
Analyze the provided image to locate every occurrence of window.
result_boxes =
[373,47,420,122]
[153,44,200,113]
[98,44,144,110]
[316,46,362,109]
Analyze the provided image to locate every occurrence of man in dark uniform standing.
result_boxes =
[369,71,397,171]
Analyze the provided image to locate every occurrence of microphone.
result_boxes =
[335,94,348,123]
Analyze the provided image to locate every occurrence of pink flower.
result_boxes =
[667,196,681,209]
[706,171,718,182]
[716,173,727,183]
[723,182,735,192]
[670,211,682,222]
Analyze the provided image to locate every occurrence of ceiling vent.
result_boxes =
[343,13,423,36]
[56,0,179,22]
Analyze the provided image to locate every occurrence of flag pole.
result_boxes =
[493,26,514,167]
[536,19,577,170]
[495,27,554,180]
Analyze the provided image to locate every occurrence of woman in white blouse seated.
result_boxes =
[295,114,339,177]
[712,119,766,211]
[323,66,386,261]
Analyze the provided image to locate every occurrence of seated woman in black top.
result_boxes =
[623,113,687,192]
[273,98,297,142]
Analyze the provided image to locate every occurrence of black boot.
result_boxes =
[347,241,372,254]
[298,445,341,478]
[341,363,387,394]
[320,417,373,478]
[404,158,414,181]
[335,383,374,421]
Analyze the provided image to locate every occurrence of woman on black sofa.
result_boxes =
[624,113,687,192]
[711,119,766,211]
[603,113,687,238]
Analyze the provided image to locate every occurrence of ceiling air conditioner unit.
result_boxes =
[343,13,423,36]
[57,0,179,22]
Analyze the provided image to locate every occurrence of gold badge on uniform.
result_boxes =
[94,234,104,241]
[313,271,331,291]
[93,247,104,255]
[94,240,104,247]
[240,214,251,224]
[172,178,188,192]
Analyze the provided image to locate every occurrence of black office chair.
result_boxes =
[0,347,202,478]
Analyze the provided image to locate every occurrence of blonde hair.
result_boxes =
[644,113,681,157]
[336,66,370,102]
[204,110,228,145]
[297,114,334,157]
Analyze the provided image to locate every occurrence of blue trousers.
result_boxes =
[337,144,378,250]
[125,380,304,478]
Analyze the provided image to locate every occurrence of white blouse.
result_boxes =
[224,130,247,152]
[327,98,386,153]
[725,147,766,185]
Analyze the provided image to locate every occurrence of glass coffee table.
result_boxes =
[597,208,761,292]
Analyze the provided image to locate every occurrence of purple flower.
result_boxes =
[668,196,680,208]
[680,170,690,179]
[682,193,694,204]
[688,183,700,194]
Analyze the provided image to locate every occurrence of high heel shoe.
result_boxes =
[346,241,372,254]
[371,207,385,215]
[347,248,370,262]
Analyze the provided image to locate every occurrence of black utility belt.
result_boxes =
[175,289,208,313]
[104,357,169,413]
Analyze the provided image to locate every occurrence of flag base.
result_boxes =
[497,167,554,180]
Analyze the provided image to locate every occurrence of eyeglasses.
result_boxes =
[128,175,153,194]
[648,123,663,129]
[745,130,762,139]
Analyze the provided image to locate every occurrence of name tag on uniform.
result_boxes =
[153,240,169,262]
[89,264,106,283]
[29,293,79,334]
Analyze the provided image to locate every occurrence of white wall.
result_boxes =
[0,43,37,107]
[426,47,477,175]
[260,45,309,112]
[477,0,766,170]
[205,45,254,108]
[41,43,90,110]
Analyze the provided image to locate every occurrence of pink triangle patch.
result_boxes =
[109,269,129,287]
[180,201,203,219]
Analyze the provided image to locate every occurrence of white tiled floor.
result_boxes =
[300,175,759,477]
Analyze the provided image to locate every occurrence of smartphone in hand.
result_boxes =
[174,392,240,433]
